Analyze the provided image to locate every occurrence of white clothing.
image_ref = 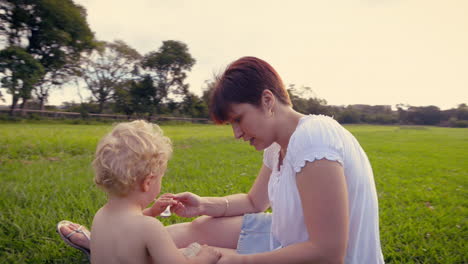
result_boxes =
[264,115,384,264]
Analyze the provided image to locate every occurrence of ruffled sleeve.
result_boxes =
[287,115,345,173]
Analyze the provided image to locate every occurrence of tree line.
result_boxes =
[0,0,466,127]
[0,0,199,119]
[288,85,467,127]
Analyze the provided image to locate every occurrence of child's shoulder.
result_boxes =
[132,216,173,249]
[93,209,163,234]
[138,215,163,226]
[133,215,165,234]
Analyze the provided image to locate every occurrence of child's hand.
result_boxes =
[196,245,221,264]
[154,194,179,216]
[143,194,178,217]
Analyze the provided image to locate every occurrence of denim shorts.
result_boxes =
[236,213,280,255]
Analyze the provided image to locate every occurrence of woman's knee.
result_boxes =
[194,215,243,248]
[190,215,213,231]
[166,216,214,246]
[168,215,243,248]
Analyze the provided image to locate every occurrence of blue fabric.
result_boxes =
[236,213,276,255]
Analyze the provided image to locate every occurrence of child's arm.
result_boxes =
[141,218,220,264]
[143,194,178,217]
[187,245,221,264]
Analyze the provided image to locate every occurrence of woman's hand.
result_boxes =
[143,193,178,217]
[171,192,205,218]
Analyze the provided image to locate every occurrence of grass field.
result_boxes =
[0,122,466,263]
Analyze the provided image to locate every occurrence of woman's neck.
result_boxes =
[273,106,305,151]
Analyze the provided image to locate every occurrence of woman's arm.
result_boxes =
[221,159,349,264]
[172,164,272,218]
[203,164,272,217]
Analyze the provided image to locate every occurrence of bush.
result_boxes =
[27,113,44,121]
[448,117,468,128]
[0,113,21,122]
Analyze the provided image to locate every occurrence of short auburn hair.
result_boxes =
[93,120,172,196]
[210,56,291,124]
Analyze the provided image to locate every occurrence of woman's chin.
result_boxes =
[251,141,269,151]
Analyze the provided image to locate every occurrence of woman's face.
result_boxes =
[228,103,274,151]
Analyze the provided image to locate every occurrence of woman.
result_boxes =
[59,56,384,263]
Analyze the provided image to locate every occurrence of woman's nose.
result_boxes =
[232,124,243,139]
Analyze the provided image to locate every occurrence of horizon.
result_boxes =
[2,0,467,110]
[0,101,465,112]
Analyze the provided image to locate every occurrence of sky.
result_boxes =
[5,0,468,109]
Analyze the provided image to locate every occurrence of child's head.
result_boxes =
[93,120,172,197]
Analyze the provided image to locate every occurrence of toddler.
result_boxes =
[90,120,220,263]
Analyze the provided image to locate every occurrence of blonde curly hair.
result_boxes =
[93,120,172,196]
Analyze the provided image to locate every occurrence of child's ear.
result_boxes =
[141,174,154,192]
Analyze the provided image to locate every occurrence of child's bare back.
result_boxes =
[89,121,220,264]
[91,206,154,263]
[91,205,217,263]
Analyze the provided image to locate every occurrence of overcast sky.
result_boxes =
[9,0,468,109]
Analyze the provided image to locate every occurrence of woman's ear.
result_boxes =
[261,89,276,113]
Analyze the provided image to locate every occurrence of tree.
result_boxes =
[287,84,328,115]
[200,79,216,112]
[405,106,441,125]
[396,103,410,124]
[0,46,44,115]
[456,103,468,120]
[113,80,134,118]
[113,76,157,119]
[129,75,157,120]
[420,106,442,125]
[181,92,208,118]
[141,40,195,113]
[81,40,141,113]
[0,0,96,110]
[335,106,359,123]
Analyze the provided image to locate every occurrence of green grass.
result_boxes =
[0,123,466,263]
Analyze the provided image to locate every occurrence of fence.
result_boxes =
[0,108,210,123]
